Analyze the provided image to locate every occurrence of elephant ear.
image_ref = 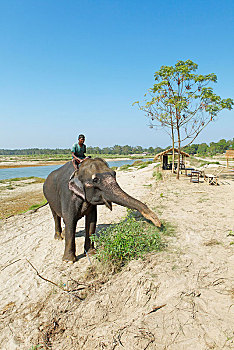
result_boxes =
[69,172,85,200]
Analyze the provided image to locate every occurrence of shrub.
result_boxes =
[91,210,168,270]
[153,170,163,180]
[137,163,148,169]
[132,160,143,166]
[134,160,153,169]
[119,164,132,171]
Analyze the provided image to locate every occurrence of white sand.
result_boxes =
[0,164,233,349]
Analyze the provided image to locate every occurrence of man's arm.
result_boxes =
[72,152,82,163]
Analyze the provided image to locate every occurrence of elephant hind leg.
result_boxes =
[50,205,63,240]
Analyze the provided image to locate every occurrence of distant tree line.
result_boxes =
[86,145,163,155]
[0,145,163,156]
[0,138,233,156]
[183,138,234,156]
[0,148,71,155]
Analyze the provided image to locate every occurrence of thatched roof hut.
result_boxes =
[154,148,190,170]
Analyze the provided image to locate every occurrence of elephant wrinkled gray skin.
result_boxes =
[43,158,161,262]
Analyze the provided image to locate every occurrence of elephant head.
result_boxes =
[69,158,161,227]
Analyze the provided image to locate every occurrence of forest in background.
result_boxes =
[0,138,233,156]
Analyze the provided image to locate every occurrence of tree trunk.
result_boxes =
[170,114,175,174]
[176,116,181,180]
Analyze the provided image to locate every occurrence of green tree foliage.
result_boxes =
[0,148,71,155]
[0,138,232,156]
[184,138,234,155]
[0,145,163,156]
[134,60,233,178]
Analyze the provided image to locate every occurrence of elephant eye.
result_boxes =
[93,177,98,183]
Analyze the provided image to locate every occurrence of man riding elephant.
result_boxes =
[71,134,88,169]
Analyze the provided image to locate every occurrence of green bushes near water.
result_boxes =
[0,177,45,192]
[119,164,132,171]
[91,210,174,270]
[0,176,45,184]
[119,160,153,171]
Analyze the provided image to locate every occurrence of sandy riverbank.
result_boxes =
[0,164,233,349]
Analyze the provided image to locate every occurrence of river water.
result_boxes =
[0,159,153,180]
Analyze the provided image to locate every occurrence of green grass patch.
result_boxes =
[6,185,14,190]
[136,160,153,169]
[119,164,132,171]
[91,210,174,270]
[28,345,44,350]
[32,177,45,183]
[119,160,153,171]
[131,160,143,166]
[200,161,220,166]
[153,170,163,180]
[137,162,149,169]
[0,176,33,184]
[189,156,221,168]
[227,230,234,237]
[0,176,44,184]
[28,199,48,211]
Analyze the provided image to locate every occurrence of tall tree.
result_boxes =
[134,60,233,178]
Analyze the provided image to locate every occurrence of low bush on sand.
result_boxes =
[131,160,143,166]
[119,160,153,171]
[153,170,163,180]
[0,176,45,184]
[91,210,173,270]
[137,161,152,169]
[119,164,132,171]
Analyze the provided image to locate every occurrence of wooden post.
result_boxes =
[225,150,234,168]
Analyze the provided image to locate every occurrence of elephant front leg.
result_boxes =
[84,206,97,253]
[62,221,77,263]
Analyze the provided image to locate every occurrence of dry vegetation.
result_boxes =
[0,177,45,219]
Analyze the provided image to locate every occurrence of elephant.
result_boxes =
[43,158,161,262]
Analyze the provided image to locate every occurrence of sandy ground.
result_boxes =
[0,164,234,349]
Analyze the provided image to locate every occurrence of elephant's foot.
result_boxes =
[54,231,63,240]
[62,252,76,263]
[61,228,65,239]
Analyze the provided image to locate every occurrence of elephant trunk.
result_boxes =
[104,181,161,227]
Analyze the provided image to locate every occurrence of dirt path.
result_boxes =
[0,165,233,349]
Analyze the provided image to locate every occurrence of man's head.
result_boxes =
[78,134,85,145]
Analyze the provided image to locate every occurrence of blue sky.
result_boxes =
[0,0,233,149]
